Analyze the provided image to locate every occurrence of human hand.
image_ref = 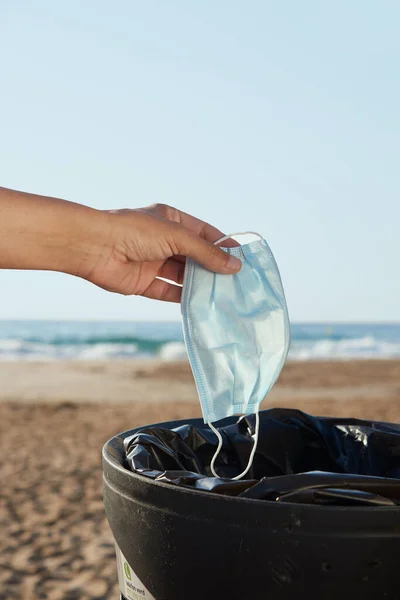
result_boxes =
[82,204,241,302]
[0,188,241,302]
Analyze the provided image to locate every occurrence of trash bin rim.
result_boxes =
[102,415,400,513]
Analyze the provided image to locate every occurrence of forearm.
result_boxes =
[0,187,104,275]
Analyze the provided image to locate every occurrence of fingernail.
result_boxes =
[226,255,242,271]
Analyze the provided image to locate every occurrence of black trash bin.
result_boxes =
[103,411,400,600]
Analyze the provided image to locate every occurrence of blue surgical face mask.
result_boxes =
[181,232,290,479]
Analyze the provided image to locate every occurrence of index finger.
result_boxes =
[175,210,240,248]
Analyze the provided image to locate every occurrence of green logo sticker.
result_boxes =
[124,561,132,581]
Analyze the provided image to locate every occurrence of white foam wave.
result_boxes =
[0,339,140,361]
[1,334,400,361]
[158,342,187,361]
[75,343,139,360]
[289,336,400,360]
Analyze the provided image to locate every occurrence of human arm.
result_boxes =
[0,187,241,302]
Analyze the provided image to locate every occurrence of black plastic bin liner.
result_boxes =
[124,408,400,506]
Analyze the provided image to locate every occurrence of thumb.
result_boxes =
[177,230,242,274]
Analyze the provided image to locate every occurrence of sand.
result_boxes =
[1,359,400,599]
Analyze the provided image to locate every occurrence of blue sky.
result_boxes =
[1,1,399,321]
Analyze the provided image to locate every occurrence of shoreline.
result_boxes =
[0,359,399,411]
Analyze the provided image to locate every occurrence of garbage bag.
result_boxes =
[124,408,400,506]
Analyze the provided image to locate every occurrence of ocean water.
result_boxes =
[0,320,399,361]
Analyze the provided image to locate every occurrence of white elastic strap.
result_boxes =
[209,411,260,480]
[213,231,263,246]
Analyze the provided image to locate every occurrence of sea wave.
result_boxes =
[0,334,400,361]
[289,336,400,360]
[0,337,188,361]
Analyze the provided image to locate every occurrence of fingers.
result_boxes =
[198,223,240,248]
[158,258,185,284]
[176,231,242,274]
[176,210,240,247]
[148,204,240,248]
[142,278,182,303]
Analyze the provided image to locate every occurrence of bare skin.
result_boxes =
[0,187,241,303]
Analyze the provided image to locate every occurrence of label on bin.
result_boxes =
[115,544,156,600]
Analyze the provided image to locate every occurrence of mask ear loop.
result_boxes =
[209,412,260,480]
[213,231,263,246]
[208,230,263,480]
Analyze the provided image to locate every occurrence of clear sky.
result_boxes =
[1,1,399,321]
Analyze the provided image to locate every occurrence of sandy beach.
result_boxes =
[1,359,400,599]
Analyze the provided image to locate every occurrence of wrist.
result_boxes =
[50,203,109,279]
[39,200,112,279]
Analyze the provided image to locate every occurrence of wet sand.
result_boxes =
[0,359,399,599]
